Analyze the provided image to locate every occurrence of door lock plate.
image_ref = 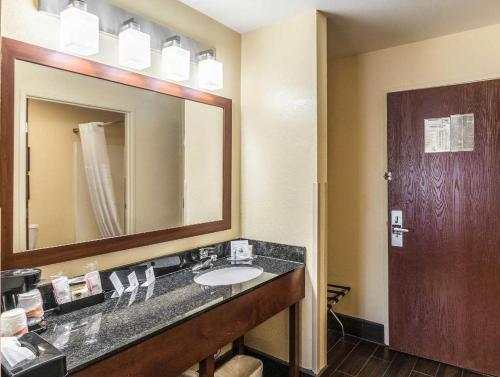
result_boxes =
[391,210,404,247]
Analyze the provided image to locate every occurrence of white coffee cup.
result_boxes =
[1,308,28,337]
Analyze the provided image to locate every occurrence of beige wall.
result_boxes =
[241,11,328,373]
[327,23,500,343]
[27,99,124,249]
[2,0,241,277]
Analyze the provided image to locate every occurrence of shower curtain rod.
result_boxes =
[72,119,123,134]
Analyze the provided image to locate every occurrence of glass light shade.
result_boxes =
[162,44,190,82]
[198,57,223,91]
[118,26,151,70]
[60,4,99,56]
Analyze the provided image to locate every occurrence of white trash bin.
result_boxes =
[215,355,263,377]
[179,369,199,377]
[179,355,263,377]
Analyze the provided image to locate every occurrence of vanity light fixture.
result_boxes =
[197,50,223,91]
[60,0,99,56]
[118,18,151,70]
[162,36,190,82]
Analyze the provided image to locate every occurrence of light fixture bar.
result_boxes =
[40,0,212,62]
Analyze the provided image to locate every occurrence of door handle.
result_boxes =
[391,225,413,234]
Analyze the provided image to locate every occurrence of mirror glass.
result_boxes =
[13,60,223,252]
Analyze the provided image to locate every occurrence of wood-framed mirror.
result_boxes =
[1,38,232,269]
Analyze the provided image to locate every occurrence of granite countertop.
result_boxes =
[41,255,304,374]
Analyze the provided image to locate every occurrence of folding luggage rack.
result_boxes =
[327,284,351,337]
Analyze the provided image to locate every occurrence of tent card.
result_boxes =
[231,240,251,260]
[141,266,156,287]
[425,117,450,153]
[109,272,124,297]
[125,271,139,292]
[425,114,474,153]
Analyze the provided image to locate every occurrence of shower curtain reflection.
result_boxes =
[78,122,123,238]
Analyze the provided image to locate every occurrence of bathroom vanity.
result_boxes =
[41,255,305,377]
[0,38,306,377]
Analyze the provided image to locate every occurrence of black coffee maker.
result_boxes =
[1,268,41,312]
[1,270,66,377]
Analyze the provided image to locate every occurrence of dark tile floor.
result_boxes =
[324,330,490,377]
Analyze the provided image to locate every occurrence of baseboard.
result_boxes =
[245,347,316,377]
[328,312,385,344]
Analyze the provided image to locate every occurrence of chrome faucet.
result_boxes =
[192,247,217,272]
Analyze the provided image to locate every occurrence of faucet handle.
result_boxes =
[199,247,216,259]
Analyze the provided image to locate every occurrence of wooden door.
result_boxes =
[387,80,500,376]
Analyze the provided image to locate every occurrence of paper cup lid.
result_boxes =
[18,289,41,299]
[1,308,26,319]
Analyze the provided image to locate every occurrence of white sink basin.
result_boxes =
[194,266,263,286]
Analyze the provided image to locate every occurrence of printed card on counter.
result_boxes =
[109,272,124,298]
[141,266,156,287]
[125,271,139,292]
[230,240,251,260]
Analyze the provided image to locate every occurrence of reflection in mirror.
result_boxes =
[14,60,223,252]
[27,99,126,249]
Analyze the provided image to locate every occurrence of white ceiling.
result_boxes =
[179,0,500,56]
